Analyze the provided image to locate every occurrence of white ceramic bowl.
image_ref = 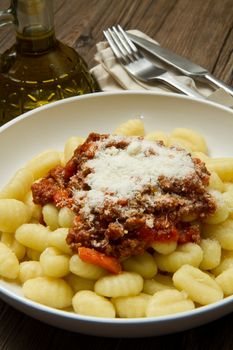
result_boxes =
[0,91,233,337]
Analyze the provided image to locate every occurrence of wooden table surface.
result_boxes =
[0,0,233,349]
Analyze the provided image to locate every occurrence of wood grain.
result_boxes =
[52,0,233,85]
[0,0,233,349]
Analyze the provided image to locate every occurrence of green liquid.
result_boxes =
[0,31,98,125]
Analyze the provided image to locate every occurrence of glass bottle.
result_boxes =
[0,0,98,125]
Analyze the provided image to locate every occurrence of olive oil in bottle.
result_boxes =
[0,0,97,125]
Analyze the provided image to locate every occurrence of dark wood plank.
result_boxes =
[154,0,233,84]
[52,0,233,85]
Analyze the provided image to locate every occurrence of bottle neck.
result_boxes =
[13,0,56,54]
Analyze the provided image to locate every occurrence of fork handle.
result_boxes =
[156,73,205,99]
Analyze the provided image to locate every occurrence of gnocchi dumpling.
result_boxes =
[122,252,157,278]
[199,239,221,270]
[64,136,85,163]
[19,261,44,283]
[69,254,107,280]
[48,228,72,255]
[173,264,223,305]
[215,267,233,296]
[1,232,26,261]
[94,272,143,298]
[143,274,175,295]
[0,199,30,232]
[42,204,59,230]
[65,273,95,292]
[202,219,233,250]
[72,290,115,318]
[170,128,208,153]
[112,293,151,318]
[40,247,70,278]
[0,167,34,200]
[154,243,203,273]
[114,119,145,136]
[146,289,195,317]
[15,223,50,252]
[23,277,73,309]
[0,242,19,279]
[26,150,61,180]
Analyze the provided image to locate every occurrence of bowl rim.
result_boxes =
[1,279,233,324]
[0,90,233,326]
[0,91,232,135]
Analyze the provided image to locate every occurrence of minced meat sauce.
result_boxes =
[32,133,216,260]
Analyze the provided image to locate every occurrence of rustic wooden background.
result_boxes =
[0,0,232,86]
[0,0,233,349]
[59,0,233,86]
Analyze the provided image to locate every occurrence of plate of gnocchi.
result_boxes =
[0,91,233,338]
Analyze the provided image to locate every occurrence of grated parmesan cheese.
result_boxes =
[73,135,196,217]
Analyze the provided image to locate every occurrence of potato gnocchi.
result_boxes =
[0,119,233,319]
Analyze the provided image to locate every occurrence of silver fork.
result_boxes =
[103,26,204,99]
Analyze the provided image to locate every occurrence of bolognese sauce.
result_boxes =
[32,133,216,268]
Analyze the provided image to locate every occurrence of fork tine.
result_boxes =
[104,29,130,64]
[112,26,133,56]
[117,25,142,59]
[103,30,121,59]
